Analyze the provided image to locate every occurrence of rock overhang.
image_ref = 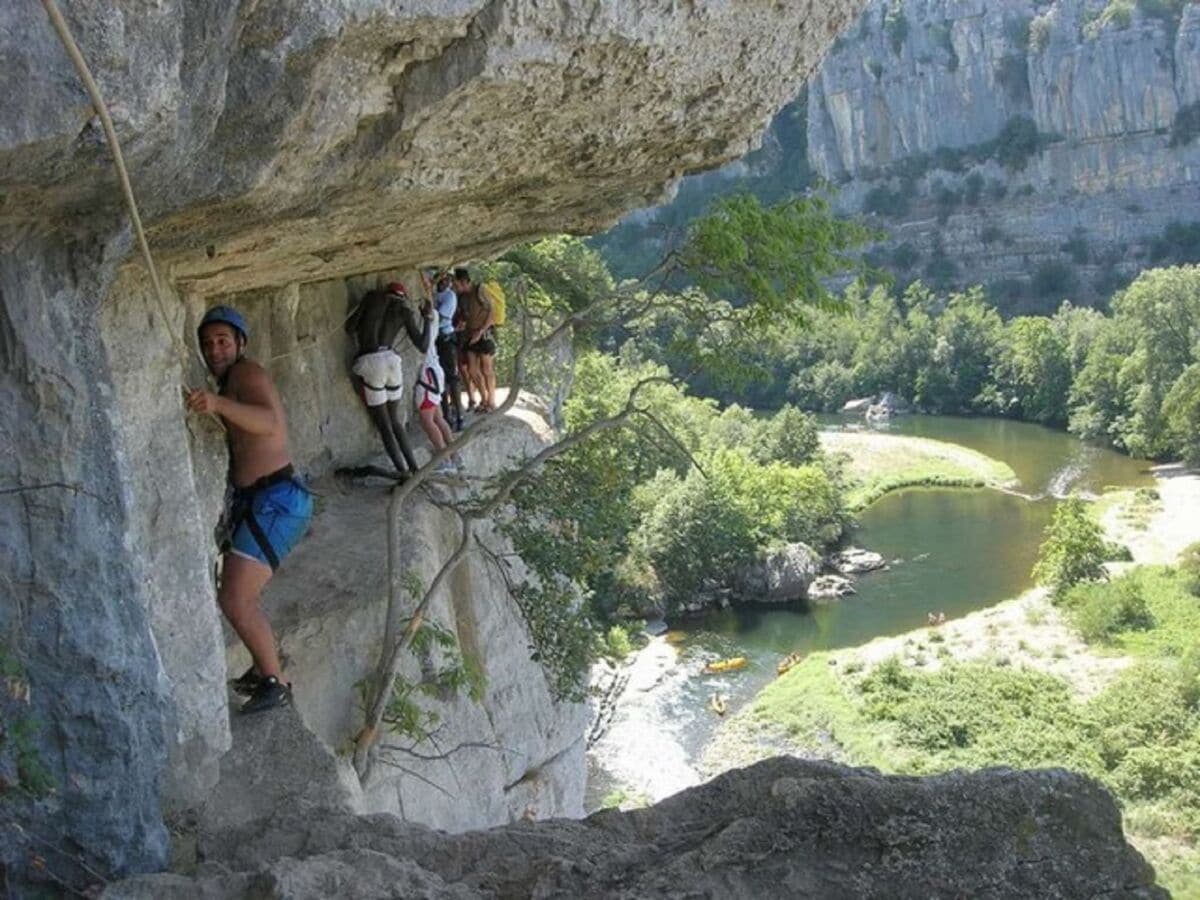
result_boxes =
[2,0,865,294]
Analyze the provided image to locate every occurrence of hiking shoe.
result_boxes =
[433,460,458,476]
[240,676,292,715]
[229,666,264,697]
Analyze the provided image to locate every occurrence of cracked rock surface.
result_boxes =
[108,756,1166,899]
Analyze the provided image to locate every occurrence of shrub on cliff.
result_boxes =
[1065,575,1154,643]
[1178,542,1200,597]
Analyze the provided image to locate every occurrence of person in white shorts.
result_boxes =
[345,282,431,477]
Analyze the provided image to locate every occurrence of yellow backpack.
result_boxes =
[480,280,507,326]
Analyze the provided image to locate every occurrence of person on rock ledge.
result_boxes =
[186,305,313,715]
[345,281,430,477]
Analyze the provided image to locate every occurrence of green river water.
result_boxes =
[586,415,1155,808]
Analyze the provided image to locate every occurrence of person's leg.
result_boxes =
[462,352,481,409]
[367,403,415,474]
[384,400,420,471]
[218,554,280,678]
[437,339,464,427]
[418,406,447,451]
[480,352,496,410]
[433,408,454,446]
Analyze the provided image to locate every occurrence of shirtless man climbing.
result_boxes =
[186,305,313,714]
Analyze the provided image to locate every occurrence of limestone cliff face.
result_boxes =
[808,0,1200,307]
[0,0,865,888]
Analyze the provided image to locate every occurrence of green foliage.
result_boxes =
[890,242,920,269]
[603,624,634,661]
[1170,102,1200,148]
[1030,259,1077,304]
[1064,575,1154,642]
[987,317,1071,424]
[1178,542,1200,597]
[994,55,1030,104]
[885,3,909,54]
[1162,364,1200,465]
[510,579,598,702]
[1148,221,1200,265]
[678,193,874,333]
[0,650,54,798]
[752,404,823,466]
[861,661,1098,771]
[1004,15,1032,50]
[864,184,910,217]
[1029,12,1055,51]
[932,181,961,224]
[994,116,1045,171]
[365,617,486,742]
[1033,497,1108,595]
[744,564,1200,894]
[1084,0,1135,38]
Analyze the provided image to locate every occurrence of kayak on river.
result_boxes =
[702,657,747,675]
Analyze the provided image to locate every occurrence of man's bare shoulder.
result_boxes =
[226,358,278,397]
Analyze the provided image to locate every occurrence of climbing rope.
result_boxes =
[39,0,200,376]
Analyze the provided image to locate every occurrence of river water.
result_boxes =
[585,414,1154,809]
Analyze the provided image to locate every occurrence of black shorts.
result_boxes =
[465,328,496,356]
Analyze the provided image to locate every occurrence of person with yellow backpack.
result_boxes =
[452,267,502,413]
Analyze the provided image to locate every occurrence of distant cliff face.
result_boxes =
[809,0,1200,309]
[600,0,1200,312]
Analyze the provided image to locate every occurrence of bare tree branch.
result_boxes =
[379,739,508,763]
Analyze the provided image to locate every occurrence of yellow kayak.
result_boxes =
[702,656,747,675]
[776,653,804,677]
[709,693,728,716]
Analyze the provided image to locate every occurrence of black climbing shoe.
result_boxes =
[240,676,292,715]
[229,666,264,696]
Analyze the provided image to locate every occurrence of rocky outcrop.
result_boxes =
[1,0,865,888]
[830,547,887,574]
[807,573,858,602]
[736,541,822,603]
[107,756,1166,899]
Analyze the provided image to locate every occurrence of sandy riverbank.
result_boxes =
[819,430,1017,510]
[1101,463,1200,565]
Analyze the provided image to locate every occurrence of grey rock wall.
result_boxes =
[1,0,865,889]
[0,236,171,882]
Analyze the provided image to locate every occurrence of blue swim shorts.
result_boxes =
[227,475,313,571]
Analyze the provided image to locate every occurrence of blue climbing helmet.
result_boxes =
[197,305,249,344]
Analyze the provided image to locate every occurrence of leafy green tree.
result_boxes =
[1162,363,1200,466]
[1033,497,1109,596]
[989,317,1071,424]
[913,288,1002,413]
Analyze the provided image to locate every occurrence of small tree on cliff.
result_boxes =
[351,193,874,781]
[1033,497,1108,597]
